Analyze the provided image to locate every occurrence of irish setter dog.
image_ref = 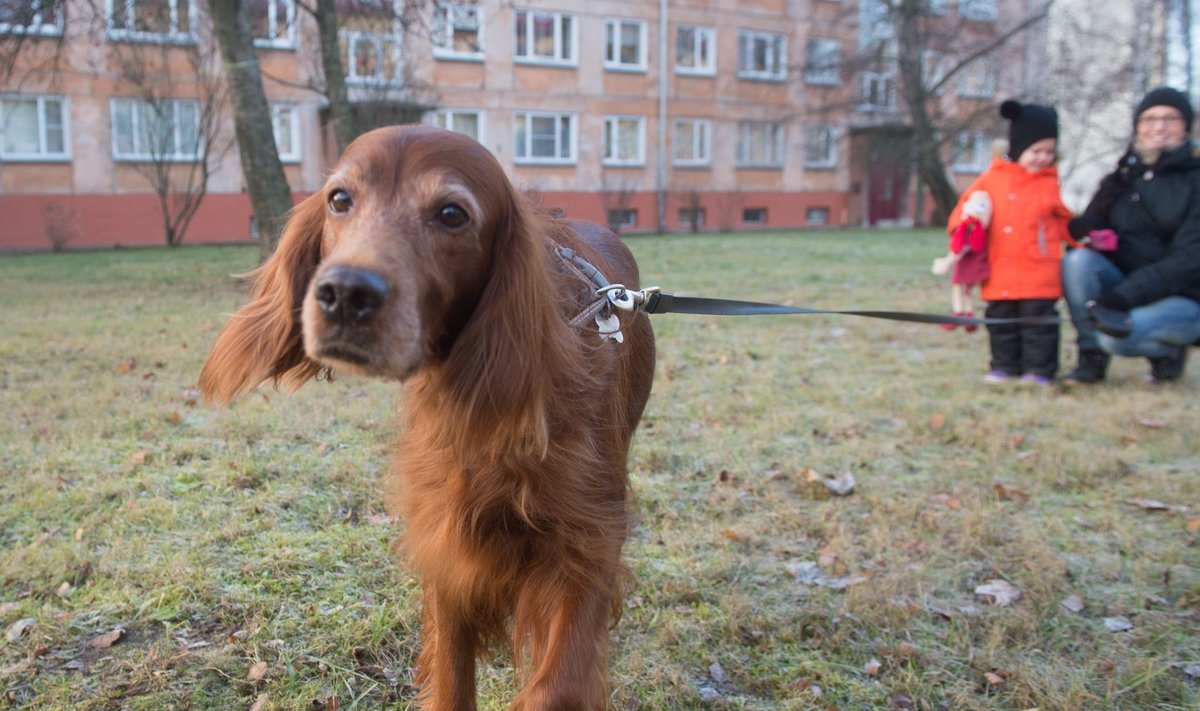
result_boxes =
[199,125,655,709]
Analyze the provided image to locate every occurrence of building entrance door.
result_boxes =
[867,156,908,226]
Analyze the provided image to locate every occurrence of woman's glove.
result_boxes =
[1086,300,1133,338]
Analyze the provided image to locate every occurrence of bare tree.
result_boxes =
[206,0,293,256]
[109,30,233,246]
[802,0,1053,225]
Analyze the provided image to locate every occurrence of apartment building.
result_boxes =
[0,0,1034,250]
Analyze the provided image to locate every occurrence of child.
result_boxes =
[946,99,1075,385]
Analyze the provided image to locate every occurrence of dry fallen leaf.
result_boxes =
[129,449,153,465]
[86,628,126,649]
[5,617,35,643]
[1187,518,1200,533]
[929,413,946,431]
[975,579,1023,606]
[928,493,962,510]
[993,482,1030,503]
[113,357,137,374]
[864,658,882,676]
[1103,616,1133,632]
[249,695,270,711]
[1135,415,1168,428]
[1061,594,1085,614]
[709,661,725,683]
[247,660,269,682]
[984,671,1005,685]
[1126,498,1188,514]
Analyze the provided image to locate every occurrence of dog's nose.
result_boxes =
[314,267,390,324]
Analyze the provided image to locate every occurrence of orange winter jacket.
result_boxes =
[947,157,1075,301]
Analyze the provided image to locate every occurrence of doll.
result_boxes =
[932,190,992,332]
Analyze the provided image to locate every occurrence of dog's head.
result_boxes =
[199,125,545,402]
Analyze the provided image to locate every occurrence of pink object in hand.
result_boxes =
[1088,229,1118,251]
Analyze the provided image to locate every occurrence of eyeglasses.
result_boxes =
[1137,114,1185,127]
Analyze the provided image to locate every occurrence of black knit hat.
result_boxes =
[1134,86,1194,132]
[1000,99,1058,161]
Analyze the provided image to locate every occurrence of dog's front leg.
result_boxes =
[416,587,478,711]
[510,586,612,711]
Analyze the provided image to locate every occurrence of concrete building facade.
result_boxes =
[1,0,1041,249]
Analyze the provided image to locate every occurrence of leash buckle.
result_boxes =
[598,284,660,312]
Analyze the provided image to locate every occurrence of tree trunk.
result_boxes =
[315,0,360,152]
[206,0,294,258]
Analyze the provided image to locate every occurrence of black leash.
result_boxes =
[554,246,1061,328]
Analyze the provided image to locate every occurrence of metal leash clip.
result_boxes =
[597,284,660,312]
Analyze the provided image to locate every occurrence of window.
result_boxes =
[804,124,837,169]
[111,97,201,161]
[960,0,997,22]
[107,0,195,42]
[0,0,63,35]
[737,30,786,81]
[806,206,830,225]
[679,207,705,227]
[858,0,893,50]
[743,208,767,225]
[922,50,947,93]
[342,31,403,85]
[805,38,841,86]
[958,57,996,98]
[672,118,711,166]
[675,24,715,75]
[248,0,294,48]
[0,95,68,159]
[952,130,992,173]
[433,3,483,59]
[514,111,574,164]
[430,108,482,141]
[602,115,644,166]
[860,71,896,111]
[604,18,645,71]
[607,209,637,229]
[736,120,784,167]
[272,104,299,162]
[514,9,575,65]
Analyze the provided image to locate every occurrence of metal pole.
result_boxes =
[657,0,668,233]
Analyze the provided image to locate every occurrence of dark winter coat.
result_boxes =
[1069,142,1200,310]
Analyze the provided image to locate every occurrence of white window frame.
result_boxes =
[513,111,575,164]
[952,130,993,173]
[602,115,645,166]
[250,0,296,49]
[736,120,785,168]
[806,206,830,225]
[342,30,404,86]
[672,118,712,167]
[106,0,197,43]
[604,18,646,72]
[432,2,484,60]
[429,108,483,142]
[110,97,202,162]
[960,0,998,22]
[0,94,70,160]
[860,71,897,111]
[804,124,838,169]
[607,209,637,229]
[271,103,299,163]
[514,9,576,66]
[957,56,997,98]
[0,0,64,35]
[805,38,841,86]
[922,50,948,93]
[737,29,787,81]
[742,207,767,225]
[675,24,715,76]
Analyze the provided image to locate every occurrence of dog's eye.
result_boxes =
[328,190,353,214]
[436,204,469,230]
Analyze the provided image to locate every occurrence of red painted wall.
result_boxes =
[0,189,850,251]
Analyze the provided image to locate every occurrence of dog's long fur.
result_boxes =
[199,125,655,709]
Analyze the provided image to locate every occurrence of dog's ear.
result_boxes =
[199,193,326,403]
[438,191,576,459]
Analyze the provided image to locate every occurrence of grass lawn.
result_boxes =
[1,231,1197,710]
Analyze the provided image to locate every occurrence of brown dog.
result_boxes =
[199,125,655,709]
